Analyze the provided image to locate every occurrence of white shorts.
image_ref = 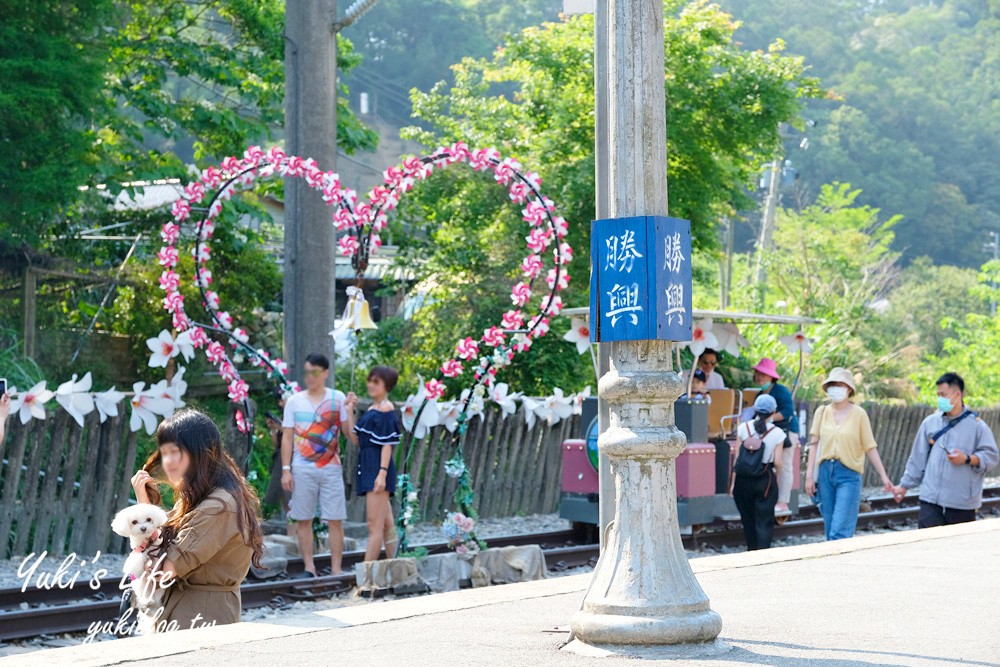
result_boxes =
[289,463,347,521]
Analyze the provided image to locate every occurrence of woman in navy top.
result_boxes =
[344,366,402,562]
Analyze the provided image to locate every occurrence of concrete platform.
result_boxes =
[7,519,1000,667]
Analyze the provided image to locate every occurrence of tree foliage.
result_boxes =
[354,2,820,395]
[719,0,1000,267]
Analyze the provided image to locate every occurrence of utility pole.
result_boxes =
[571,0,722,649]
[284,0,339,385]
[753,157,781,308]
[986,231,999,316]
[284,0,379,386]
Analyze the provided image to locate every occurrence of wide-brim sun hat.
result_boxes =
[822,367,857,395]
[752,358,780,380]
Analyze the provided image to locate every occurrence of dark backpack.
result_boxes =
[734,426,775,478]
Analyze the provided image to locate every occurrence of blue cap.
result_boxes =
[754,394,778,415]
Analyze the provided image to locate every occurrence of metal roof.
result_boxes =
[561,306,821,326]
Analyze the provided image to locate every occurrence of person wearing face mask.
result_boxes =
[892,372,998,528]
[750,358,799,515]
[731,394,786,550]
[804,368,894,540]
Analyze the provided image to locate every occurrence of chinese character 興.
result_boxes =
[605,283,642,327]
[664,282,685,326]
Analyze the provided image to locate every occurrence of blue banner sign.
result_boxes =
[590,216,692,342]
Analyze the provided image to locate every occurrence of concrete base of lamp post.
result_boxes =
[570,340,722,646]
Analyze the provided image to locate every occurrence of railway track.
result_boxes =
[3,492,998,642]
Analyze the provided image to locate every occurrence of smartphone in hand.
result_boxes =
[0,378,7,396]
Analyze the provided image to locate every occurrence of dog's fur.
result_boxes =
[111,503,170,616]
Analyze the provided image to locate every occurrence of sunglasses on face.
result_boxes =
[304,369,325,378]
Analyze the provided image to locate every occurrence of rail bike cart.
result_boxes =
[559,308,819,530]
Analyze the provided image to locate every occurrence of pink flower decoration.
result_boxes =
[163,291,184,314]
[338,235,360,257]
[334,208,354,231]
[161,222,180,244]
[235,410,249,433]
[455,337,479,361]
[521,254,543,279]
[204,290,220,310]
[501,310,524,330]
[219,361,238,382]
[171,199,191,221]
[172,311,190,331]
[206,342,226,364]
[189,327,208,348]
[510,282,531,307]
[183,181,205,203]
[231,328,250,344]
[266,146,286,164]
[228,379,249,402]
[244,145,264,164]
[449,142,471,162]
[157,246,179,268]
[552,216,569,239]
[525,228,552,253]
[545,295,565,316]
[217,311,233,330]
[425,379,446,401]
[201,166,222,188]
[546,268,570,291]
[441,359,463,378]
[556,242,573,265]
[508,181,530,203]
[194,244,211,264]
[482,326,505,347]
[158,270,180,292]
[197,268,213,288]
[285,155,303,176]
[221,156,241,173]
[522,201,547,226]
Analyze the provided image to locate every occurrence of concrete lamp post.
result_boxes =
[569,0,723,651]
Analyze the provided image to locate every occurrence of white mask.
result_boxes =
[827,386,849,403]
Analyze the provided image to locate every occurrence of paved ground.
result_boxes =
[7,519,1000,667]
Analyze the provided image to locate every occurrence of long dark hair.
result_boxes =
[753,412,773,436]
[142,409,264,568]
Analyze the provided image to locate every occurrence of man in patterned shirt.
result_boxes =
[281,354,353,576]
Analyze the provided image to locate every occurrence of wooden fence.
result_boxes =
[3,400,999,559]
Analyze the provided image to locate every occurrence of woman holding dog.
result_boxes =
[131,409,264,631]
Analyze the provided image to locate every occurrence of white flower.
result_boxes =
[166,366,188,408]
[571,386,592,415]
[173,328,197,362]
[128,382,176,435]
[562,318,592,355]
[683,318,718,358]
[10,381,54,424]
[713,322,748,358]
[401,377,441,439]
[95,387,125,422]
[460,388,485,421]
[489,383,521,419]
[779,330,815,355]
[439,400,462,433]
[538,388,574,426]
[146,330,179,368]
[55,373,96,427]
[521,396,541,429]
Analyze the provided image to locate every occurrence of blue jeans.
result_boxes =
[816,459,862,540]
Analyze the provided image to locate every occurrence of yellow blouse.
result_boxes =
[810,404,878,474]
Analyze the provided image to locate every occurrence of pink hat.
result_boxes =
[752,358,780,380]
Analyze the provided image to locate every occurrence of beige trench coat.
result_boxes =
[146,488,252,632]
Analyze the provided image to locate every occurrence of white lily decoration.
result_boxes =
[438,400,462,433]
[571,385,592,415]
[10,381,54,424]
[129,382,176,434]
[173,328,197,362]
[684,318,719,358]
[55,373,96,427]
[460,388,486,422]
[489,383,522,419]
[146,330,179,368]
[401,377,441,439]
[522,396,541,430]
[562,318,591,355]
[713,322,748,358]
[779,330,815,354]
[167,366,188,408]
[95,387,126,422]
[540,388,574,426]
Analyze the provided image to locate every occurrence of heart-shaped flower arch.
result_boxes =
[162,142,574,552]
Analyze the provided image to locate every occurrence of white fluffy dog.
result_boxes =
[112,503,170,611]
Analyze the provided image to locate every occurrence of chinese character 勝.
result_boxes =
[605,230,643,274]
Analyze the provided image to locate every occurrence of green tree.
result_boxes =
[355,1,820,396]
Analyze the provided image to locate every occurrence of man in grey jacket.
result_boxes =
[893,372,999,528]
